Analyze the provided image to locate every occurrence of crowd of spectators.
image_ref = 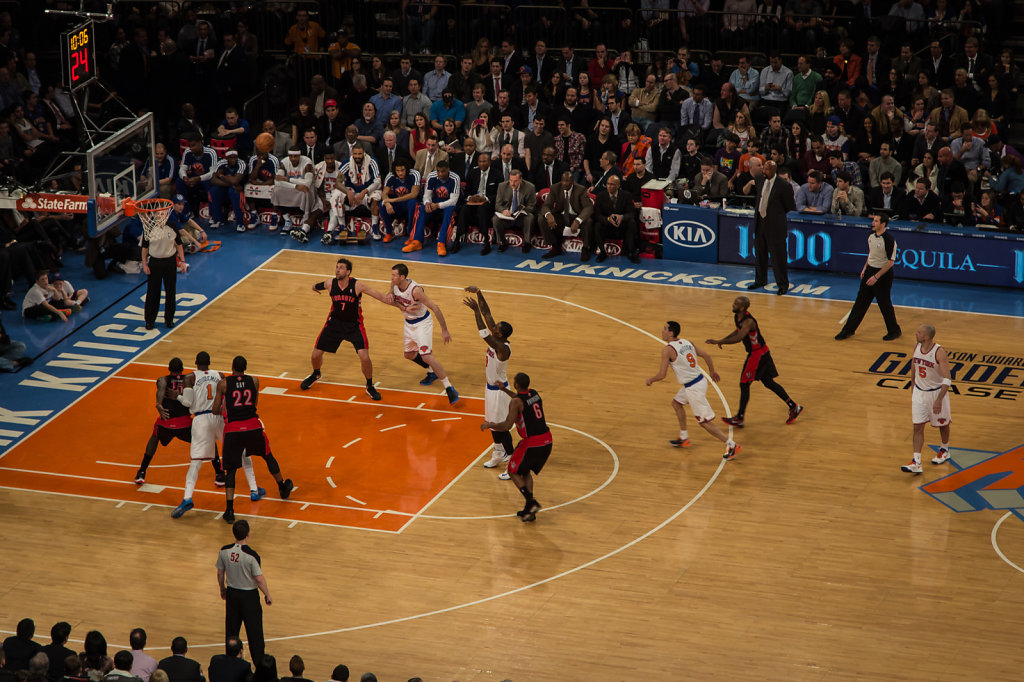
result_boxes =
[0,619,447,682]
[0,1,1022,307]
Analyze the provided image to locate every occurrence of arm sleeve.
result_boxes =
[199,150,217,182]
[438,175,460,208]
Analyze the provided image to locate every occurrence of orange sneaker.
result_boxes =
[382,233,393,243]
[402,239,423,253]
[437,242,447,256]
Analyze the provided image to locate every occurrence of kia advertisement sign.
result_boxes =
[660,203,719,262]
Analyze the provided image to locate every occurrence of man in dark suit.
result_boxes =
[924,40,955,89]
[491,169,537,252]
[495,143,529,182]
[299,128,326,165]
[866,172,906,215]
[539,171,594,260]
[749,160,796,295]
[558,45,585,84]
[2,618,41,672]
[334,125,374,162]
[528,146,568,192]
[934,146,969,201]
[457,151,503,254]
[213,34,247,109]
[157,638,204,682]
[374,130,413,177]
[955,37,993,92]
[594,175,640,263]
[499,38,525,78]
[448,137,479,180]
[41,624,74,682]
[530,40,557,86]
[207,638,250,682]
[317,100,346,148]
[484,59,509,103]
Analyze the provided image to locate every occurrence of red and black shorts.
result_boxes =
[316,320,368,353]
[741,349,778,384]
[508,432,554,476]
[223,418,270,469]
[153,415,192,446]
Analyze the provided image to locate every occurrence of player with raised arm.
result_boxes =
[300,258,392,400]
[480,372,552,522]
[212,355,294,523]
[647,321,740,460]
[706,296,803,427]
[389,264,459,404]
[901,324,953,474]
[463,286,515,474]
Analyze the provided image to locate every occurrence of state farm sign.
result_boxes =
[16,194,91,213]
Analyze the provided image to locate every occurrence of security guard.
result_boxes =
[216,520,271,664]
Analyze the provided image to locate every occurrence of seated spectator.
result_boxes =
[679,83,714,141]
[317,100,345,148]
[796,170,834,213]
[867,172,906,214]
[467,114,494,156]
[949,124,991,186]
[990,155,1024,197]
[262,120,291,159]
[436,119,461,156]
[628,73,660,130]
[490,168,535,253]
[380,111,409,157]
[870,95,906,139]
[4,618,42,672]
[22,269,72,321]
[692,156,730,201]
[206,638,249,682]
[370,78,403,125]
[832,39,862,87]
[28,653,50,682]
[42,623,75,682]
[529,145,568,192]
[401,78,431,130]
[855,115,881,163]
[539,170,595,261]
[278,656,310,682]
[582,119,617,187]
[327,666,348,682]
[354,103,383,146]
[788,121,812,165]
[905,149,939,193]
[738,139,766,175]
[822,116,851,160]
[726,110,756,152]
[942,181,974,226]
[622,155,653,200]
[289,98,316,147]
[588,150,622,195]
[490,112,527,162]
[901,177,942,222]
[50,272,87,309]
[714,133,742,181]
[831,171,865,216]
[828,150,863,188]
[935,146,969,200]
[1003,191,1024,232]
[594,175,639,263]
[648,129,682,183]
[554,118,586,179]
[655,73,686,129]
[156,638,203,682]
[619,123,650,177]
[429,89,466,132]
[731,155,764,196]
[759,113,788,156]
[928,89,969,140]
[128,633,156,682]
[335,125,373,162]
[409,112,436,158]
[214,107,251,157]
[523,115,555,170]
[869,141,902,188]
[729,56,760,108]
[790,55,822,110]
[102,652,142,682]
[759,51,793,109]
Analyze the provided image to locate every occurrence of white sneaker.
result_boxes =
[483,455,503,468]
[498,471,511,480]
[931,448,950,465]
[209,221,222,230]
[501,452,511,462]
[901,460,923,474]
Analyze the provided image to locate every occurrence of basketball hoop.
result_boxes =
[123,197,174,240]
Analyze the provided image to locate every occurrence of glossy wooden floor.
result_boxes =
[2,251,1023,681]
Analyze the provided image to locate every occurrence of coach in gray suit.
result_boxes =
[491,169,537,252]
[750,159,796,295]
[539,171,595,260]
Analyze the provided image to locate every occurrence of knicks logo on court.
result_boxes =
[922,443,1024,520]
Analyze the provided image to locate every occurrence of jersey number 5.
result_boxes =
[918,367,927,379]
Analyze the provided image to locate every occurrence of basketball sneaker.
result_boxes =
[419,371,439,386]
[214,471,226,487]
[521,499,541,522]
[446,387,460,405]
[723,443,741,460]
[931,448,950,465]
[134,468,146,484]
[250,487,266,501]
[321,232,333,246]
[236,222,247,233]
[786,404,804,424]
[280,215,292,233]
[209,221,222,230]
[382,233,394,243]
[402,239,423,253]
[669,438,691,448]
[437,242,447,257]
[498,471,511,480]
[279,478,295,499]
[171,499,194,518]
[300,369,321,390]
[366,384,382,401]
[290,228,309,244]
[901,459,923,474]
[223,508,235,523]
[483,454,504,468]
[721,415,744,427]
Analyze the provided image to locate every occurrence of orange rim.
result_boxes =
[122,197,173,218]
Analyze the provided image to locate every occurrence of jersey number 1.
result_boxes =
[206,384,214,400]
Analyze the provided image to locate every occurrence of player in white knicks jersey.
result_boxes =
[902,324,952,474]
[291,149,341,244]
[647,322,740,460]
[464,286,516,473]
[388,264,459,404]
[273,148,319,233]
[170,352,264,518]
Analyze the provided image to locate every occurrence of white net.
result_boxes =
[129,198,173,239]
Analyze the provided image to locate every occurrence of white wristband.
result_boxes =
[479,329,491,338]
[942,378,951,386]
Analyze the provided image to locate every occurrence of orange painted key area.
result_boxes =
[0,362,488,531]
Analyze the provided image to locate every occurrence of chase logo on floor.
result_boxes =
[923,444,1024,521]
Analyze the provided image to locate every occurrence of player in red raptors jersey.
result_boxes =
[481,373,552,522]
[901,324,953,474]
[212,355,294,522]
[706,296,803,427]
[300,258,392,400]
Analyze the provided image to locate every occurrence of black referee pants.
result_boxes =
[144,255,177,326]
[840,266,900,336]
[226,587,264,664]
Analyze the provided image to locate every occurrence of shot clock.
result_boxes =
[62,21,96,89]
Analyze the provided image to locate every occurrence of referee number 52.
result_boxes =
[230,552,240,562]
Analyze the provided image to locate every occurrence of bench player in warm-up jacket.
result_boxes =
[211,355,294,523]
[379,162,420,243]
[481,372,552,522]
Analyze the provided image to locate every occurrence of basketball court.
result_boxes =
[2,245,1023,681]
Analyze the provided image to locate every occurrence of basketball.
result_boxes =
[255,132,275,154]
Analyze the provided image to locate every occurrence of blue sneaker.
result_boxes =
[446,386,460,405]
[171,499,194,518]
[250,487,266,501]
[419,371,439,386]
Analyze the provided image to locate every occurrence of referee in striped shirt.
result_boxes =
[216,520,271,664]
[835,212,902,341]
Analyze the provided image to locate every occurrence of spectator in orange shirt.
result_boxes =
[738,138,766,175]
[327,27,361,80]
[284,9,326,58]
[833,39,862,87]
